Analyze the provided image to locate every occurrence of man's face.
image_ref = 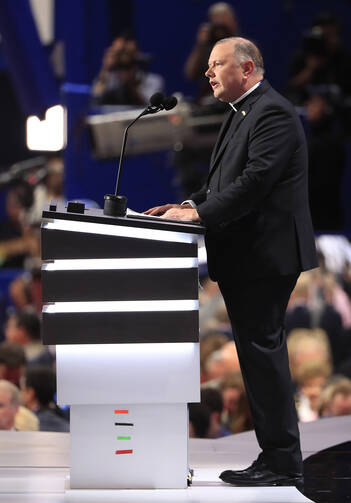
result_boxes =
[205,41,243,102]
[4,317,22,345]
[0,388,18,430]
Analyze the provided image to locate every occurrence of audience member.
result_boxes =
[0,379,20,430]
[188,402,211,438]
[5,311,53,367]
[0,183,39,268]
[204,341,240,382]
[185,2,239,101]
[15,403,39,431]
[21,367,69,433]
[0,341,26,388]
[92,36,164,106]
[175,3,240,198]
[287,328,332,382]
[319,376,351,417]
[201,388,230,438]
[220,372,253,434]
[200,331,229,382]
[295,361,332,422]
[27,156,65,226]
[287,13,351,110]
[0,343,39,431]
[304,93,345,230]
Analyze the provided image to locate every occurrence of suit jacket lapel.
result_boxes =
[209,108,247,173]
[210,109,235,166]
[208,80,271,177]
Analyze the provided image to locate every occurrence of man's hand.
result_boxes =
[144,203,187,216]
[162,208,201,222]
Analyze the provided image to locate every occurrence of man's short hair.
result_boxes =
[0,342,26,368]
[216,37,265,76]
[201,387,223,414]
[15,312,41,341]
[25,367,56,407]
[0,379,21,407]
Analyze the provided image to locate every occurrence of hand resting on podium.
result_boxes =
[144,203,201,222]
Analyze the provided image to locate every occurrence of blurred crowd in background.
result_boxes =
[1,3,351,436]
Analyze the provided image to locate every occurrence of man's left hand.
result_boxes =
[162,208,201,222]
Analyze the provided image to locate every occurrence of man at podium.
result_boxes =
[146,36,318,487]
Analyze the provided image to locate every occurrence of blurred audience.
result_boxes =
[0,182,39,268]
[319,376,351,417]
[201,388,230,438]
[0,379,20,430]
[174,3,240,198]
[287,12,351,112]
[0,341,26,388]
[188,402,210,438]
[5,311,53,367]
[295,361,332,422]
[185,2,239,101]
[92,36,164,106]
[200,331,228,382]
[287,328,332,382]
[27,156,64,226]
[220,371,253,434]
[204,341,240,383]
[304,93,345,230]
[21,367,69,433]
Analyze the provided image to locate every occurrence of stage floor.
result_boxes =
[0,415,350,503]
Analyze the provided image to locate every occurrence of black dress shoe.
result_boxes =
[219,462,303,487]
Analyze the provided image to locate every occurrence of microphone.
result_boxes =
[103,93,178,217]
[150,92,165,107]
[163,95,178,111]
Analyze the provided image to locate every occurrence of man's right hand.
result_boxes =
[144,203,190,216]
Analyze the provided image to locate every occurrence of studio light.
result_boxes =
[26,105,66,151]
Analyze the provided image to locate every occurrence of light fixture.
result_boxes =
[26,105,66,151]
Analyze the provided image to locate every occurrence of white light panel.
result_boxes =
[43,299,199,313]
[42,219,198,244]
[42,257,198,271]
[26,105,66,151]
[56,342,200,404]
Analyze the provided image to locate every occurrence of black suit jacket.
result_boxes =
[190,80,318,281]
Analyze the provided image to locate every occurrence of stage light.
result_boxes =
[42,257,198,271]
[26,105,66,151]
[43,299,199,313]
[42,219,198,244]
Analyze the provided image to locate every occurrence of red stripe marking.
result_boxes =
[114,410,129,414]
[116,449,133,455]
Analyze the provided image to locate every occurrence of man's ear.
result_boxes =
[242,60,254,78]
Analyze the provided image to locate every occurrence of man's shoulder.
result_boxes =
[257,83,296,116]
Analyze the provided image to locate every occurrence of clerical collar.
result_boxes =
[230,80,263,112]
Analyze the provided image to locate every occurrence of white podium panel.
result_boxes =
[56,343,200,405]
[70,403,189,489]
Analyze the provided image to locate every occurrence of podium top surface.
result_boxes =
[42,203,205,236]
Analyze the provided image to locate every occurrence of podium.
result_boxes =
[41,203,204,489]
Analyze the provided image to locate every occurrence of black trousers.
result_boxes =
[218,273,302,476]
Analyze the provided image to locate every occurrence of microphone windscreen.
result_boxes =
[163,96,178,111]
[149,92,165,107]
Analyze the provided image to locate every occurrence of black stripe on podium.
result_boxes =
[42,310,199,344]
[42,268,198,302]
[41,229,197,260]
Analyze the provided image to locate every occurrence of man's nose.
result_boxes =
[205,67,214,78]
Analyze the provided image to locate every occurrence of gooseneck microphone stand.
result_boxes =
[103,93,177,217]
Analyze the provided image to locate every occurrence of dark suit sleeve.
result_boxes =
[196,105,298,227]
[188,183,208,205]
